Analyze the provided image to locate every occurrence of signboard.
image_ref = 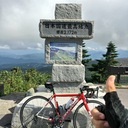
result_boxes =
[50,42,77,61]
[39,20,93,39]
[108,66,128,75]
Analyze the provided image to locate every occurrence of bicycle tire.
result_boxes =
[20,95,56,128]
[73,100,104,128]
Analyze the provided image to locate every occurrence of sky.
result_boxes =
[0,0,128,51]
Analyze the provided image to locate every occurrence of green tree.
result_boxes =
[82,42,91,67]
[90,41,118,83]
[0,67,51,95]
[82,42,91,81]
[103,41,118,66]
[24,68,51,90]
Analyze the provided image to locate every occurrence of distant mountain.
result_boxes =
[0,63,52,72]
[116,58,128,66]
[0,53,44,65]
[0,49,127,71]
[88,50,104,60]
[118,50,128,58]
[0,49,44,56]
[0,49,44,64]
[0,49,47,71]
[88,49,128,60]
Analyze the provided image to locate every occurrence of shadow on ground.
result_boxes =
[0,92,25,127]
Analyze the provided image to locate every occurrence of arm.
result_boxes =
[91,75,128,128]
[104,91,128,128]
[104,75,128,128]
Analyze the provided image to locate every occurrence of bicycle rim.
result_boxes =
[73,100,104,128]
[20,95,56,128]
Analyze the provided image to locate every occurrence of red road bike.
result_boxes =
[20,82,104,128]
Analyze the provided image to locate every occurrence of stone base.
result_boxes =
[53,81,86,93]
[52,64,85,82]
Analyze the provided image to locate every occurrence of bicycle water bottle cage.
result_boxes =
[45,82,53,92]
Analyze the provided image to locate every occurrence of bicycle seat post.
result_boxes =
[52,86,55,94]
[79,88,83,93]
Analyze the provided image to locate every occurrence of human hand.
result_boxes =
[106,75,116,92]
[91,108,110,128]
[91,75,116,128]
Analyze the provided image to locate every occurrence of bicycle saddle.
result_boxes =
[45,82,53,91]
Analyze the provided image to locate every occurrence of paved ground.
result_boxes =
[0,88,128,127]
[0,93,25,128]
[117,89,128,108]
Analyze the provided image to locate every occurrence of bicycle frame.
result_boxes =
[39,91,92,123]
[20,82,103,128]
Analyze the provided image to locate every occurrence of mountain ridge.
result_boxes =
[0,49,127,70]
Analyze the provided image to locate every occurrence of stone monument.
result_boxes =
[11,4,93,128]
[11,4,94,128]
[39,4,94,92]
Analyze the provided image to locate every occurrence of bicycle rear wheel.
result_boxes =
[73,100,104,128]
[20,95,56,128]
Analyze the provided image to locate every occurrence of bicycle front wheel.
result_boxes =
[73,100,104,128]
[20,95,56,128]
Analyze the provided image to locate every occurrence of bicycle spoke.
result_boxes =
[23,115,35,126]
[73,100,104,128]
[20,96,55,128]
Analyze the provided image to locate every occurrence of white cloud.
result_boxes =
[0,0,128,50]
[0,45,10,49]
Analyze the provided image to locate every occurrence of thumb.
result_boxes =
[106,75,116,92]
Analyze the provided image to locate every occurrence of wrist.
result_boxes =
[104,91,119,106]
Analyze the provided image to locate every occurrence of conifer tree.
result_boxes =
[82,42,91,67]
[89,41,118,83]
[82,42,91,81]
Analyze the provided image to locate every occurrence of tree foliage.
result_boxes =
[82,42,91,67]
[89,41,118,83]
[0,67,51,95]
[82,42,92,81]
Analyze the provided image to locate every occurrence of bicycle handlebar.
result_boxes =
[81,86,99,98]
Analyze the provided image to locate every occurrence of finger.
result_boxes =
[106,75,116,92]
[92,118,110,128]
[104,121,111,128]
[91,108,105,120]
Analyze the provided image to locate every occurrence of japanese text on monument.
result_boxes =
[39,20,93,39]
